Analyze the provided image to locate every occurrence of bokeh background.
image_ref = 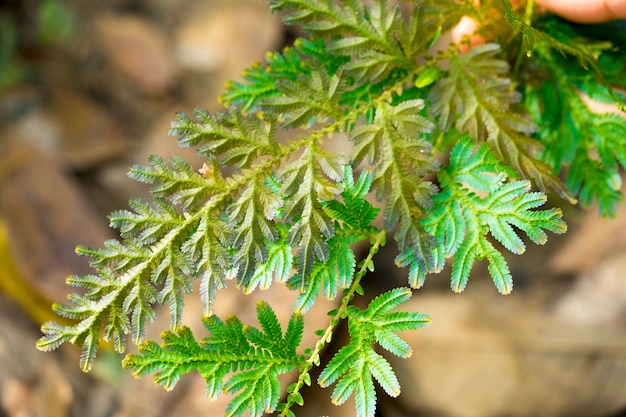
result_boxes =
[1,1,626,416]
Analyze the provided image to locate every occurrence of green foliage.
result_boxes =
[37,0,626,416]
[421,137,567,293]
[123,301,304,417]
[287,166,380,313]
[522,16,626,216]
[318,288,430,415]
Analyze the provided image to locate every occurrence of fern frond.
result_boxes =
[171,108,282,170]
[221,38,350,111]
[270,0,438,82]
[182,211,231,314]
[38,134,281,371]
[245,223,293,293]
[221,48,306,111]
[38,4,617,416]
[260,60,347,127]
[428,43,573,202]
[38,47,430,370]
[128,155,215,210]
[350,98,440,285]
[288,230,356,313]
[289,166,379,313]
[526,50,626,216]
[423,137,567,293]
[351,99,438,221]
[567,151,623,217]
[109,198,182,245]
[280,143,346,282]
[122,301,304,417]
[318,288,430,417]
[321,165,380,231]
[229,176,282,285]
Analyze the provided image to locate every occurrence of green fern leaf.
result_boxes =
[270,0,436,82]
[38,2,624,414]
[280,144,346,282]
[129,155,218,210]
[526,53,626,216]
[423,137,567,293]
[350,99,440,286]
[246,223,293,293]
[229,176,282,285]
[318,288,430,417]
[109,198,182,245]
[181,212,231,314]
[221,48,306,111]
[260,60,347,127]
[170,108,281,170]
[123,301,304,417]
[321,165,380,232]
[568,151,623,217]
[221,38,350,111]
[350,99,438,218]
[289,166,379,312]
[288,228,356,313]
[428,43,573,201]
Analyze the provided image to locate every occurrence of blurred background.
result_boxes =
[1,1,626,416]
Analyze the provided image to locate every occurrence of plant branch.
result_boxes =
[278,229,387,416]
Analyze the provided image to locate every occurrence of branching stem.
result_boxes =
[278,229,387,416]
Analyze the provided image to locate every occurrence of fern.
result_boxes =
[288,166,379,313]
[36,0,625,416]
[422,137,567,293]
[522,19,626,216]
[318,288,431,415]
[123,301,305,417]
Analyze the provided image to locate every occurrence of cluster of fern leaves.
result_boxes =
[37,0,626,416]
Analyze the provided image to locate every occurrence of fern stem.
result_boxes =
[523,0,535,25]
[513,0,536,78]
[278,229,387,416]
